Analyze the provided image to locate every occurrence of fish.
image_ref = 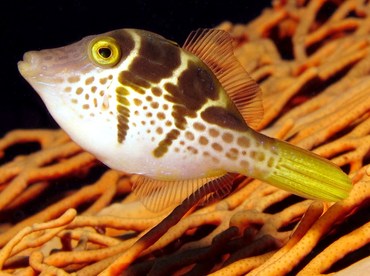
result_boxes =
[18,28,352,211]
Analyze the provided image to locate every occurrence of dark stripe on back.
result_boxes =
[109,29,135,63]
[153,60,223,158]
[201,106,248,132]
[129,30,181,83]
[164,60,220,130]
[118,30,182,93]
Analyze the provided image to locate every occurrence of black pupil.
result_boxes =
[99,47,112,59]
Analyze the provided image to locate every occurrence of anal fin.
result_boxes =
[132,173,236,212]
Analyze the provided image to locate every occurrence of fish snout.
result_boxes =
[18,38,94,85]
[18,50,46,79]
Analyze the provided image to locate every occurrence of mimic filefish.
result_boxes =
[18,28,352,211]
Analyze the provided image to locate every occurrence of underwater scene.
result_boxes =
[1,0,370,275]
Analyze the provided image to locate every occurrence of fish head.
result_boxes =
[18,29,138,121]
[17,28,185,172]
[17,30,146,165]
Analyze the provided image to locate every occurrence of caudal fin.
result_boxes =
[265,140,352,201]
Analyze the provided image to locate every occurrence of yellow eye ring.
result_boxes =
[89,36,121,67]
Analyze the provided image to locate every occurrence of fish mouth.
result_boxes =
[18,52,40,79]
[18,51,61,91]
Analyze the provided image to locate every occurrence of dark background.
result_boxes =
[1,0,271,135]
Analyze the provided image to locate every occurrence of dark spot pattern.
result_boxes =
[187,146,198,154]
[156,127,163,134]
[116,87,130,105]
[237,136,250,148]
[153,129,180,157]
[209,128,220,137]
[267,157,275,167]
[116,86,131,143]
[150,102,159,109]
[211,143,223,152]
[64,87,72,93]
[157,112,165,120]
[222,132,234,143]
[151,87,162,97]
[226,148,239,160]
[85,76,94,85]
[68,76,80,83]
[76,87,83,95]
[185,131,195,141]
[117,105,130,143]
[199,136,208,145]
[134,98,142,106]
[193,122,206,131]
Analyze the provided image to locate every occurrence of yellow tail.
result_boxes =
[265,140,352,201]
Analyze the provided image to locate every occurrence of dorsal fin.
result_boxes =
[132,174,236,212]
[183,28,263,129]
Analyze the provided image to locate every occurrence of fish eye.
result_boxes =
[89,36,121,67]
[98,47,112,58]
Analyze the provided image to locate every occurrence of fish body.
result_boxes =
[18,28,352,209]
